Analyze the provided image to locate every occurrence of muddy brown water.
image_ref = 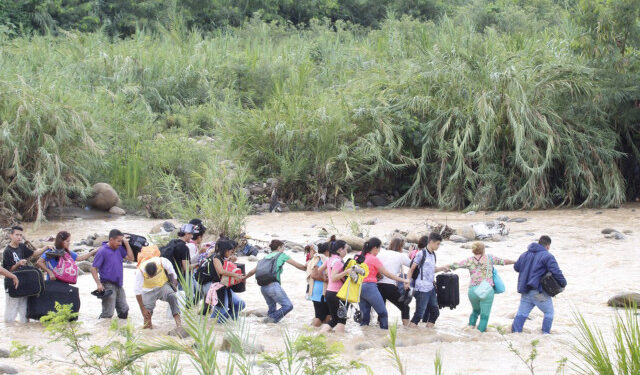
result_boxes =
[1,205,639,374]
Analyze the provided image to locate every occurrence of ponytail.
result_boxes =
[361,237,381,255]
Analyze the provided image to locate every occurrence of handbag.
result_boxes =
[50,252,78,284]
[336,260,369,303]
[474,280,493,299]
[491,256,505,294]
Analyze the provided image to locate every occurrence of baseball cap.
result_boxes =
[180,224,194,234]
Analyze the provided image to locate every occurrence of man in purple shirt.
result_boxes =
[91,229,134,319]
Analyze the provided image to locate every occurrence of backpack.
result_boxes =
[160,239,182,260]
[255,253,284,286]
[194,254,219,285]
[410,249,435,280]
[137,245,161,267]
[50,252,78,284]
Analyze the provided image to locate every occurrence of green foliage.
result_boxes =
[385,323,406,375]
[571,306,640,375]
[260,332,367,375]
[497,326,540,374]
[12,302,144,374]
[0,79,101,221]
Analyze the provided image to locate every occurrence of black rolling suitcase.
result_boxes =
[436,273,459,310]
[6,266,45,298]
[27,280,81,320]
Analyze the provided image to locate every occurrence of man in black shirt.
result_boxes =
[3,226,48,323]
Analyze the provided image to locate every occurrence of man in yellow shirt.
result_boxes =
[135,256,181,330]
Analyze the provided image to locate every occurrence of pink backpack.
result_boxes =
[51,252,78,284]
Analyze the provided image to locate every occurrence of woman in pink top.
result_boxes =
[358,237,410,330]
[319,239,351,333]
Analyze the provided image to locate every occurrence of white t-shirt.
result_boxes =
[377,249,411,285]
[186,242,199,265]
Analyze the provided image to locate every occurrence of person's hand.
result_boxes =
[48,270,57,281]
[11,275,19,289]
[229,255,238,262]
[17,259,27,267]
[232,273,243,280]
[97,282,104,292]
[403,281,410,290]
[123,236,130,245]
[141,307,152,319]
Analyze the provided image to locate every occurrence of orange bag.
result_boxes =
[137,245,161,267]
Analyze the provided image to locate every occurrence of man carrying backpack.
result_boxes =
[135,256,181,330]
[244,240,306,323]
[3,225,48,323]
[511,235,567,334]
[407,233,447,328]
[161,224,193,278]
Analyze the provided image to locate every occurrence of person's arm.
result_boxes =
[0,265,18,288]
[161,258,178,287]
[513,255,522,272]
[213,258,242,279]
[36,257,56,280]
[123,238,134,262]
[244,267,257,280]
[446,257,471,271]
[329,263,350,282]
[29,246,49,261]
[546,255,567,287]
[91,267,103,292]
[76,248,98,262]
[134,270,151,319]
[286,258,306,271]
[379,265,409,283]
[9,258,27,272]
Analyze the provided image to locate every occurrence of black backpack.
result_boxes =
[194,254,219,285]
[255,253,284,286]
[160,239,181,259]
[411,249,435,280]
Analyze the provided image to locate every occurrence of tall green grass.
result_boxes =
[1,5,637,221]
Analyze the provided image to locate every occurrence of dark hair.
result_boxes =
[538,235,552,247]
[54,231,71,251]
[109,229,123,239]
[417,235,429,249]
[317,242,330,254]
[189,219,206,240]
[330,240,347,255]
[362,237,382,255]
[270,240,284,251]
[144,261,158,277]
[215,240,236,257]
[428,232,443,243]
[389,237,405,252]
[10,226,23,234]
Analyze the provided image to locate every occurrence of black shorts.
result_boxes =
[313,297,330,321]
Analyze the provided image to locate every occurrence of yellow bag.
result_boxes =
[336,259,369,303]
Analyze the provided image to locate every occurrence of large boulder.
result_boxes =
[88,183,120,211]
[339,235,365,251]
[76,261,93,273]
[608,293,640,308]
[109,206,126,215]
[405,231,429,244]
[455,226,477,241]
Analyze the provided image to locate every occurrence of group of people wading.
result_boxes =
[2,223,567,335]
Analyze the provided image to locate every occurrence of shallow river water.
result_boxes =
[1,205,639,374]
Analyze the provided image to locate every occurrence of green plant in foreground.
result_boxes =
[571,306,640,375]
[497,326,539,375]
[385,323,406,375]
[260,331,368,375]
[11,302,143,375]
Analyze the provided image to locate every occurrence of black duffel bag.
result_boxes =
[541,272,564,297]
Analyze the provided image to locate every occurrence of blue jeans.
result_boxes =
[411,289,439,325]
[512,290,554,334]
[359,282,388,329]
[260,282,293,323]
[211,290,246,322]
